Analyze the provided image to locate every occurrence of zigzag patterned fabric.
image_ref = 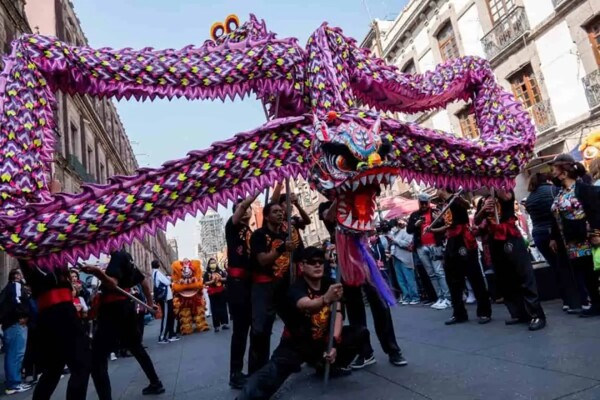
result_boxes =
[0,14,535,268]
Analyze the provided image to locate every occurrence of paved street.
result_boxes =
[8,300,600,400]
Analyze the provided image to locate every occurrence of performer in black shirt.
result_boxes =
[475,190,546,331]
[238,247,369,400]
[226,193,259,388]
[318,200,407,368]
[17,259,91,400]
[430,189,491,325]
[82,249,165,398]
[248,202,297,374]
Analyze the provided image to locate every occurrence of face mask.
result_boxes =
[391,227,399,233]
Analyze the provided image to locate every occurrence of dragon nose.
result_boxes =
[368,153,382,167]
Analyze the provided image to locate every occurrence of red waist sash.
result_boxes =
[446,224,477,250]
[252,273,273,284]
[488,218,522,241]
[228,267,248,279]
[37,288,73,311]
[101,288,130,304]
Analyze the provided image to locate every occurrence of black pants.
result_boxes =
[249,282,276,374]
[228,277,252,376]
[571,255,600,308]
[22,323,37,378]
[92,301,160,400]
[445,237,492,319]
[209,291,230,328]
[344,283,400,356]
[238,326,369,400]
[157,299,175,341]
[32,302,90,400]
[490,237,545,321]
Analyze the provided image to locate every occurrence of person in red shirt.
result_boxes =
[406,193,450,310]
[203,258,229,332]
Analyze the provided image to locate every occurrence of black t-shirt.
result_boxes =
[250,226,289,279]
[281,277,333,344]
[477,192,516,224]
[18,260,72,299]
[104,250,144,293]
[225,217,252,269]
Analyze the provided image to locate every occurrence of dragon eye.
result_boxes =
[336,156,351,171]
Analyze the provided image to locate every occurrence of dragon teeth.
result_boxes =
[368,175,375,184]
[360,176,367,186]
[377,173,384,183]
[352,181,359,191]
[351,220,360,230]
[343,215,352,226]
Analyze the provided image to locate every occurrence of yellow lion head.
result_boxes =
[171,259,203,297]
[579,131,600,168]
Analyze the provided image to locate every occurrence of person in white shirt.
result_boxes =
[151,261,178,344]
[390,220,420,305]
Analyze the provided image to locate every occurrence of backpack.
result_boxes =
[153,271,168,302]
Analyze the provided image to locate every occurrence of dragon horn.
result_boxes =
[313,113,330,142]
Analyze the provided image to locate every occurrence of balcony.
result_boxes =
[67,154,97,183]
[582,69,600,109]
[551,0,568,8]
[526,99,556,134]
[481,7,530,61]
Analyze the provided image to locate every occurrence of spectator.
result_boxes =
[0,269,31,395]
[390,219,419,305]
[203,258,229,332]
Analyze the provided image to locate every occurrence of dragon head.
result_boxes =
[309,112,394,233]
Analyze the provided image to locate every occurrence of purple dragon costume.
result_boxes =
[0,15,534,303]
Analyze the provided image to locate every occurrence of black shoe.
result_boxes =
[142,381,165,395]
[580,307,600,318]
[528,318,546,331]
[388,352,408,366]
[445,316,468,325]
[222,324,230,330]
[505,318,528,325]
[215,327,220,332]
[229,372,247,390]
[567,308,582,315]
[478,316,492,325]
[330,366,352,378]
[350,354,376,369]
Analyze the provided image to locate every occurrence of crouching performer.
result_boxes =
[238,247,370,400]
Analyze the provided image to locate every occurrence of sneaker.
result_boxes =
[229,371,247,389]
[110,352,118,361]
[562,305,569,312]
[142,381,165,395]
[221,324,230,330]
[351,354,376,369]
[409,300,420,305]
[5,383,32,395]
[168,336,180,342]
[478,316,492,325]
[430,299,443,309]
[214,327,220,332]
[158,339,169,344]
[388,352,408,366]
[465,295,476,304]
[401,300,409,305]
[24,376,38,385]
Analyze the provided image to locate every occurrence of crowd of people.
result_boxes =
[0,154,598,399]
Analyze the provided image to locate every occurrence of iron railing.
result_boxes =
[481,7,530,60]
[583,69,600,109]
[67,154,97,183]
[527,99,556,133]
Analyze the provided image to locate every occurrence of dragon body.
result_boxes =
[0,15,534,287]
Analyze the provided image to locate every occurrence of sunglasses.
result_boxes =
[303,259,324,266]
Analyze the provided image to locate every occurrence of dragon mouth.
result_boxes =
[336,168,397,232]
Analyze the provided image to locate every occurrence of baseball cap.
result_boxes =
[418,193,430,202]
[549,154,576,166]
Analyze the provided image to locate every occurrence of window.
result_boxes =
[401,60,417,75]
[509,65,541,108]
[99,162,105,183]
[486,0,516,24]
[87,146,94,175]
[437,23,460,61]
[456,108,480,139]
[70,123,79,159]
[586,15,600,66]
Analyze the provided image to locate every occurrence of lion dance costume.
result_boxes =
[0,14,535,304]
[171,259,209,334]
